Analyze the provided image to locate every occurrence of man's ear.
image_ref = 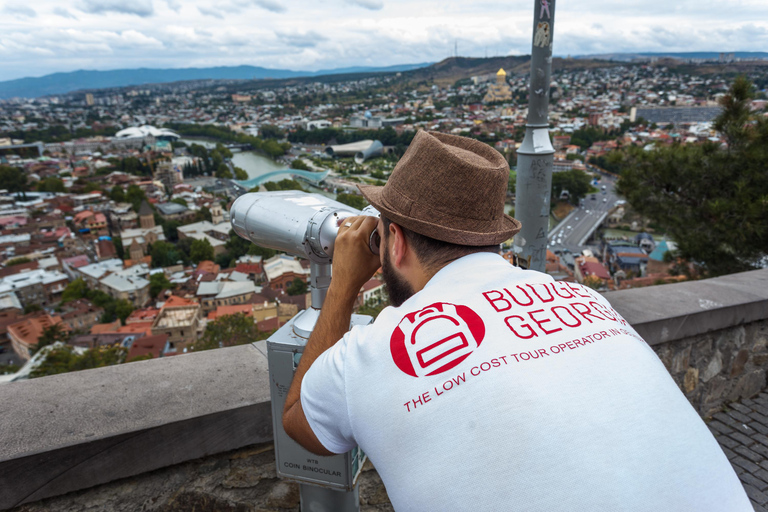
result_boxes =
[389,222,408,268]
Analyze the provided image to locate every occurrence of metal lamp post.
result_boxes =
[514,0,557,272]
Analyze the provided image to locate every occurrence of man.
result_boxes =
[282,131,751,511]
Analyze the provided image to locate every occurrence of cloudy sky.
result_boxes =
[1,0,767,81]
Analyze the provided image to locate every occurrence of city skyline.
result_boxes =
[1,0,768,82]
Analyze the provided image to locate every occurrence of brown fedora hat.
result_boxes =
[358,130,521,246]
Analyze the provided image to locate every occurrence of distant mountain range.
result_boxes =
[2,51,766,100]
[0,63,432,100]
[574,51,768,62]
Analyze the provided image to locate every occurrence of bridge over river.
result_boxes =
[235,168,330,188]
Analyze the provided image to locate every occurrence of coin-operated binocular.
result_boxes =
[230,191,379,510]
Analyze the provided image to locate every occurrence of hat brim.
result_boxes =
[358,183,521,246]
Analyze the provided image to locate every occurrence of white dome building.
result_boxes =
[115,125,180,141]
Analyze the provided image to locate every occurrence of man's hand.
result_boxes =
[330,215,382,297]
[282,214,381,455]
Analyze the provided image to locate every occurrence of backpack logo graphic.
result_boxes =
[390,302,485,377]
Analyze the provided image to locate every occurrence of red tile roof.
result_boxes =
[162,296,197,309]
[90,320,121,334]
[117,322,154,336]
[235,263,262,275]
[207,305,254,321]
[127,334,169,361]
[8,314,66,346]
[580,261,611,280]
[126,307,159,324]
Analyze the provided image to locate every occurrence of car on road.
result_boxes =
[591,195,596,200]
[603,198,607,202]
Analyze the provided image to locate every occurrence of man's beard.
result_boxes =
[381,246,415,308]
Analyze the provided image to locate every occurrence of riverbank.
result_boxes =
[179,138,284,183]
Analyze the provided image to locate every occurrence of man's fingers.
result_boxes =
[338,215,377,238]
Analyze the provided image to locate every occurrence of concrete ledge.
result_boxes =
[0,344,272,510]
[1,270,767,510]
[605,269,768,346]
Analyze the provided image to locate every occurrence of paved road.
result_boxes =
[548,173,621,255]
[708,393,768,511]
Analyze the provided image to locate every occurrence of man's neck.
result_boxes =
[411,251,496,294]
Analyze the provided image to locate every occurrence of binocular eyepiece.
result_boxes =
[230,191,380,265]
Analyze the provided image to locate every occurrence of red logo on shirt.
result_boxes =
[390,302,485,377]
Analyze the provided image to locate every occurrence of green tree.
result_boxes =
[570,126,613,150]
[190,238,214,263]
[113,237,125,260]
[0,363,20,375]
[126,184,148,212]
[24,304,42,314]
[263,179,305,192]
[33,323,70,355]
[151,241,186,268]
[0,166,29,194]
[37,177,66,193]
[171,197,187,207]
[224,230,276,260]
[551,169,593,205]
[114,299,134,324]
[336,193,368,210]
[30,345,127,378]
[215,163,233,179]
[149,272,173,298]
[233,166,249,180]
[61,278,88,304]
[260,124,284,140]
[110,186,126,202]
[194,206,213,223]
[357,297,389,319]
[290,159,310,170]
[163,220,181,243]
[616,76,768,276]
[262,139,287,158]
[6,257,31,266]
[190,313,270,352]
[286,278,308,296]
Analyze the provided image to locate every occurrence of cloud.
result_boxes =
[345,0,383,10]
[276,31,328,48]
[165,0,181,12]
[253,0,286,13]
[198,6,224,19]
[78,0,154,17]
[2,5,37,18]
[53,7,78,19]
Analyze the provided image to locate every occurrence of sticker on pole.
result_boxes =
[532,128,553,152]
[390,303,485,377]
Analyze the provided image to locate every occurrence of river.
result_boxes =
[180,138,333,197]
[180,138,284,182]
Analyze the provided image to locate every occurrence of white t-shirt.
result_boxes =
[301,253,751,511]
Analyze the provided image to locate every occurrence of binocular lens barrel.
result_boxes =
[230,191,380,264]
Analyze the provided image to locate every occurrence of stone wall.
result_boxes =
[604,268,768,417]
[12,443,393,512]
[653,320,768,417]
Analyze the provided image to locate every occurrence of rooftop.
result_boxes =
[77,259,123,280]
[137,200,153,217]
[100,273,149,293]
[153,305,200,329]
[7,314,64,346]
[196,280,258,299]
[156,202,188,216]
[0,268,68,293]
